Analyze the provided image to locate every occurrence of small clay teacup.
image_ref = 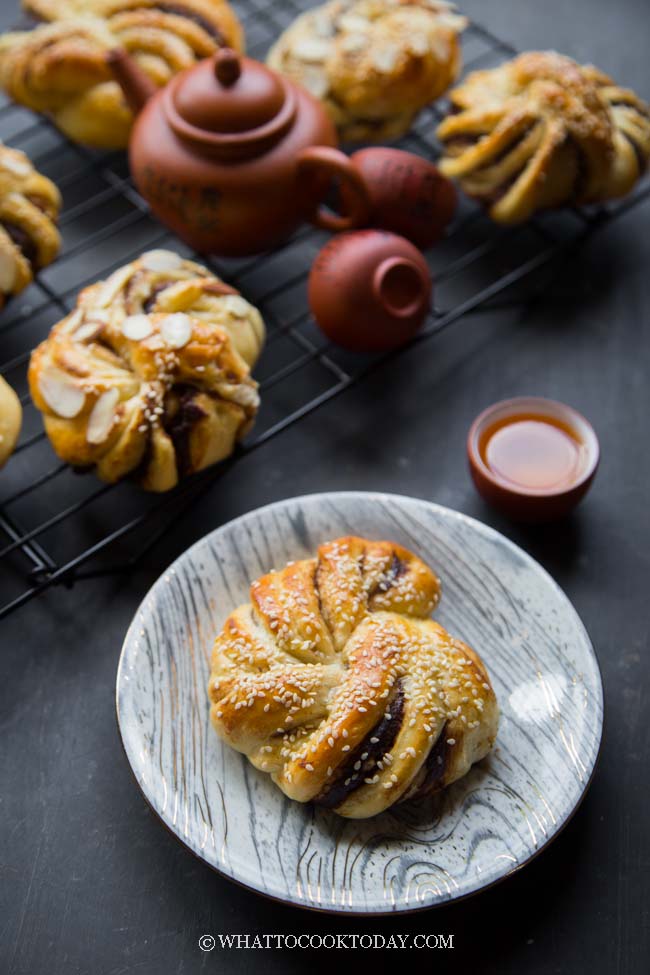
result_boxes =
[309,229,432,353]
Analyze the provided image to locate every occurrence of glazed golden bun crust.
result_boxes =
[208,536,499,819]
[28,250,265,492]
[268,0,466,143]
[1,1,243,148]
[0,141,61,307]
[0,375,22,468]
[437,51,650,223]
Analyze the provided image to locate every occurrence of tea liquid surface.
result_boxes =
[479,413,586,491]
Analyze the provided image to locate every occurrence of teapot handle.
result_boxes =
[296,146,371,232]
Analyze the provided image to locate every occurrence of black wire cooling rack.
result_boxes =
[1,1,649,620]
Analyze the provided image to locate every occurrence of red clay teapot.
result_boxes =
[108,47,371,257]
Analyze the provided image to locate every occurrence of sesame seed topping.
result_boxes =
[208,537,494,811]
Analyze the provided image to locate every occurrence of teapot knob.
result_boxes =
[215,48,241,87]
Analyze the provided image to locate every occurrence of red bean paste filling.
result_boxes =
[2,196,49,269]
[445,100,650,206]
[405,721,450,801]
[314,680,406,809]
[3,222,38,267]
[613,118,648,175]
[127,278,248,481]
[129,384,206,483]
[162,384,206,477]
[368,551,409,599]
[127,279,204,479]
[142,279,175,312]
[314,551,426,806]
[443,124,538,205]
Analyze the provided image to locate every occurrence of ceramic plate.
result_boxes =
[116,492,603,913]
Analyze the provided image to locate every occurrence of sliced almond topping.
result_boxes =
[340,32,367,53]
[0,156,33,176]
[0,151,31,177]
[430,34,451,61]
[312,13,335,38]
[436,9,468,32]
[409,34,430,56]
[58,309,84,334]
[96,264,135,308]
[217,382,260,410]
[293,38,332,62]
[121,313,153,340]
[91,309,112,325]
[140,249,183,273]
[38,367,85,418]
[73,321,104,343]
[338,14,371,33]
[372,45,400,74]
[153,279,203,312]
[87,387,120,444]
[160,312,192,348]
[0,250,17,292]
[300,66,329,99]
[222,294,251,319]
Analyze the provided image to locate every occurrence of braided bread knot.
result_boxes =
[209,536,499,819]
[0,1,243,148]
[0,140,60,306]
[268,0,467,143]
[437,51,650,223]
[29,250,264,491]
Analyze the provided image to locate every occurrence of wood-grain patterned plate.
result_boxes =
[116,492,603,913]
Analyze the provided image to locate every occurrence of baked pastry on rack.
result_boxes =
[0,1,243,148]
[0,141,61,309]
[23,0,239,29]
[28,250,265,491]
[0,375,22,468]
[436,51,650,223]
[208,536,499,819]
[267,0,466,143]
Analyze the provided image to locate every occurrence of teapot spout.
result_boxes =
[107,47,157,115]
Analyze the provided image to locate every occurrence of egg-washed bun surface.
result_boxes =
[28,250,264,491]
[437,51,650,223]
[0,140,61,307]
[209,536,499,819]
[0,375,22,468]
[268,0,466,143]
[1,1,244,148]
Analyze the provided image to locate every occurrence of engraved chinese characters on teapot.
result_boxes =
[108,47,371,257]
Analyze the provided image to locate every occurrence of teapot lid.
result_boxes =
[164,49,297,159]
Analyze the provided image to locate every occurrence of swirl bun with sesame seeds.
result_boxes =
[28,249,264,491]
[437,51,650,224]
[208,536,499,819]
[267,0,466,143]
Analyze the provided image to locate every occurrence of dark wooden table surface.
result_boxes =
[2,0,649,972]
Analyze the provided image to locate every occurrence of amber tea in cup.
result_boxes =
[467,397,600,521]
